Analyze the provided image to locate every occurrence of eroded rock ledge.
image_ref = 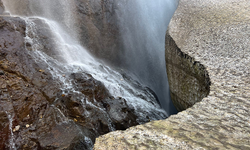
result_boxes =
[165,31,210,112]
[94,0,250,149]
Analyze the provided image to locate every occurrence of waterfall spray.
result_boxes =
[2,0,168,121]
[116,0,178,114]
[1,0,178,148]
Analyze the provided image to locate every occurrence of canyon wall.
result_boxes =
[165,31,210,111]
[0,0,167,149]
[2,0,121,64]
[74,0,122,64]
[0,1,3,14]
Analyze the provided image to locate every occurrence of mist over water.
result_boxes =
[2,0,178,148]
[2,0,169,119]
[2,0,179,115]
[3,0,78,41]
[116,0,178,114]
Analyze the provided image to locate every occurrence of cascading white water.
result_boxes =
[6,112,16,150]
[2,0,167,120]
[116,0,178,114]
[2,0,179,149]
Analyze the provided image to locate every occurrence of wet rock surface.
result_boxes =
[0,15,164,149]
[0,0,4,14]
[2,0,122,66]
[75,0,122,65]
[94,0,250,149]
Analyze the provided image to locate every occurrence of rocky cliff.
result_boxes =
[2,0,121,65]
[0,1,167,149]
[74,0,122,65]
[94,0,250,149]
[165,31,210,111]
[0,1,3,14]
[0,16,138,149]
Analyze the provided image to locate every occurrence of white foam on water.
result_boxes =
[6,112,16,150]
[23,16,168,121]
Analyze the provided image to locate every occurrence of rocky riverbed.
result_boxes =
[94,0,250,149]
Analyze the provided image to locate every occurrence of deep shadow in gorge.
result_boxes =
[114,0,179,115]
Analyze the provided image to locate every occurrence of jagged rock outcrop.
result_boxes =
[2,0,122,65]
[94,0,250,149]
[0,16,135,149]
[0,12,165,150]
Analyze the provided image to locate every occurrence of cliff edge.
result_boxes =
[94,0,250,149]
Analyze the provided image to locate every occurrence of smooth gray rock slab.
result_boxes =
[94,0,250,149]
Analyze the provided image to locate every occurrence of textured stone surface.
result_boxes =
[165,32,210,111]
[74,0,122,65]
[94,0,250,149]
[2,0,122,65]
[0,15,165,149]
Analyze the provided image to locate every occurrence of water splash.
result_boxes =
[6,112,16,150]
[22,17,167,122]
[2,0,169,122]
[1,0,178,149]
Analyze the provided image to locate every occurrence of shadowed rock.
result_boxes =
[0,0,4,14]
[0,16,139,149]
[0,7,166,148]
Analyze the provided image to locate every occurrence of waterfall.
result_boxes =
[116,0,178,114]
[2,0,168,120]
[2,0,178,148]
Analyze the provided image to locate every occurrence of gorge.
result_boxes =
[0,0,179,149]
[94,0,250,149]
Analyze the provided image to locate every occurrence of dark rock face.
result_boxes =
[0,0,4,14]
[74,0,122,65]
[2,0,122,66]
[0,16,139,149]
[0,1,168,149]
